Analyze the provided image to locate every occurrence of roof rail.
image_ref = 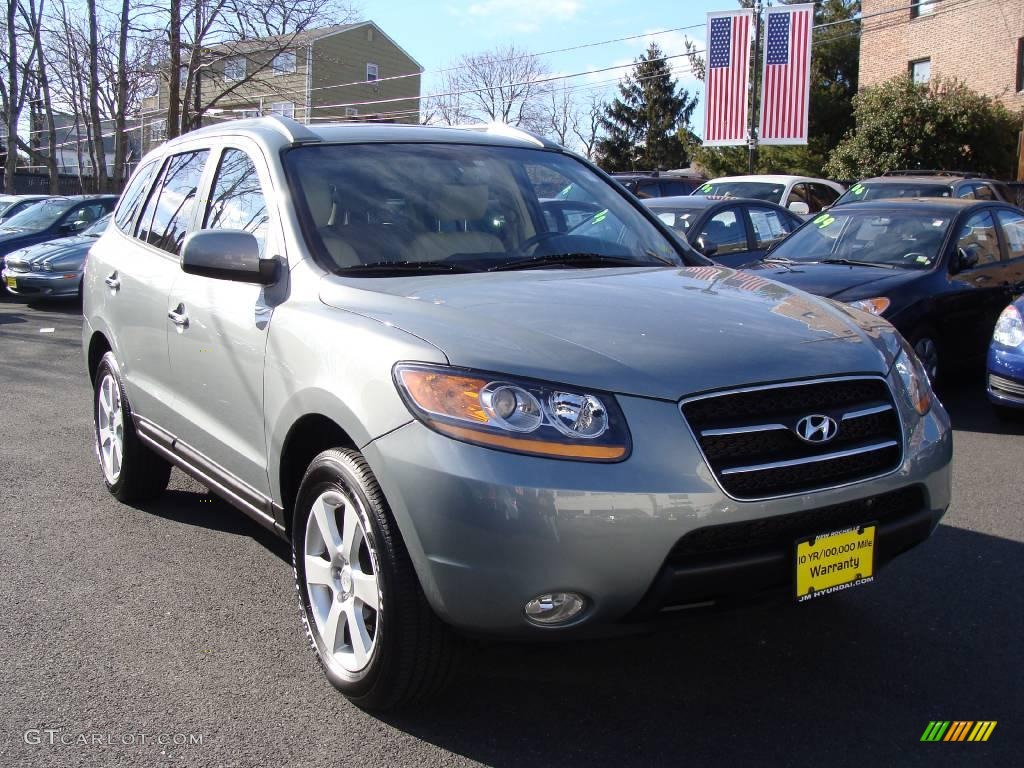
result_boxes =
[459,122,555,149]
[263,115,321,144]
[881,169,982,178]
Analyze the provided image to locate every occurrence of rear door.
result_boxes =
[163,141,278,496]
[744,204,800,261]
[994,207,1024,297]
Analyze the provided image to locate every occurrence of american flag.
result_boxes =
[758,3,814,145]
[702,10,752,147]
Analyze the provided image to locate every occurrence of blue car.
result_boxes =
[988,297,1024,417]
[2,213,111,299]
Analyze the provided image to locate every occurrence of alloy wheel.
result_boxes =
[304,489,381,673]
[96,373,124,484]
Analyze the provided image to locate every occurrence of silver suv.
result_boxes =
[83,117,952,710]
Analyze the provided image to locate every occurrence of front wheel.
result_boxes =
[292,449,458,710]
[908,329,940,386]
[93,352,171,502]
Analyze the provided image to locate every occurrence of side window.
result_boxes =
[700,209,749,255]
[635,180,660,199]
[786,183,809,207]
[973,184,995,201]
[114,162,159,232]
[956,183,977,199]
[661,180,694,196]
[996,208,1024,260]
[956,210,1001,267]
[809,183,839,212]
[747,206,796,249]
[203,149,270,255]
[137,150,210,255]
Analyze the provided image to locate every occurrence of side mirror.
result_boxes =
[954,246,979,273]
[181,229,279,285]
[696,236,719,257]
[787,201,810,216]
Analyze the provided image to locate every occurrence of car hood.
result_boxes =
[319,266,893,400]
[745,261,926,300]
[5,235,93,266]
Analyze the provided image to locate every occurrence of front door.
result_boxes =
[164,143,277,495]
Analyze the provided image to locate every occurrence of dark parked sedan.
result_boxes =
[747,199,1024,383]
[644,195,803,267]
[0,194,50,224]
[2,213,111,299]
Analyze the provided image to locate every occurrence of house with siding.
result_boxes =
[140,21,422,152]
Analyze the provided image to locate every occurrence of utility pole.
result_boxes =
[748,0,763,174]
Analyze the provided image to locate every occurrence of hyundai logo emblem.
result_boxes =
[794,414,839,444]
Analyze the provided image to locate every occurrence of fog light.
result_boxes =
[524,592,586,625]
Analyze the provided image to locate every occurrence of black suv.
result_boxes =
[833,171,1013,207]
[610,171,707,199]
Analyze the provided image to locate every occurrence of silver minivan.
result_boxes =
[83,117,952,709]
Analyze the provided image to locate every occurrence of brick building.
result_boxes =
[858,0,1024,112]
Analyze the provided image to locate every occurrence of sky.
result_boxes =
[365,0,732,135]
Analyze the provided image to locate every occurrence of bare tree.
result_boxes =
[1,0,45,191]
[571,93,605,160]
[543,81,575,147]
[443,44,550,131]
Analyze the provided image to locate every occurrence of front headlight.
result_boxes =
[847,296,891,316]
[892,337,932,415]
[394,363,631,461]
[992,304,1024,348]
[42,263,54,272]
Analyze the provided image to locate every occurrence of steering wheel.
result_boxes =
[516,231,565,255]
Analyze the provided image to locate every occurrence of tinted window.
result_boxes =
[973,184,996,201]
[786,183,809,207]
[809,183,839,211]
[996,208,1024,260]
[138,151,209,255]
[956,183,977,199]
[661,180,697,196]
[64,203,108,229]
[748,206,796,248]
[649,206,701,233]
[114,161,160,232]
[635,180,660,198]
[700,209,748,255]
[203,149,270,255]
[955,210,1000,267]
[835,181,951,204]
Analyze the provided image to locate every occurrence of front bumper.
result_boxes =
[362,379,953,636]
[987,345,1024,409]
[2,267,82,297]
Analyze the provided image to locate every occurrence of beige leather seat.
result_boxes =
[304,181,361,268]
[409,184,504,263]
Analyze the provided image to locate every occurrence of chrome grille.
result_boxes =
[681,377,903,499]
[989,373,1024,399]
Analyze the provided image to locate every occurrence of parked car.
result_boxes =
[987,297,1024,418]
[643,195,803,267]
[2,213,111,299]
[0,194,50,225]
[747,198,1024,383]
[610,170,707,198]
[83,117,951,709]
[694,175,845,215]
[833,171,1013,207]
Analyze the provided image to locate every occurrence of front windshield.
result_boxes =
[1,198,75,231]
[284,143,686,274]
[693,180,785,202]
[0,196,19,215]
[770,210,952,269]
[83,213,112,237]
[834,181,950,205]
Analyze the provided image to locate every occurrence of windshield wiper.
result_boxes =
[489,252,665,272]
[816,258,897,270]
[761,255,798,264]
[339,260,477,275]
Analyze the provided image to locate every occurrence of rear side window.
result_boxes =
[996,208,1024,260]
[748,206,796,248]
[809,183,839,211]
[956,210,1001,267]
[137,150,209,255]
[203,149,270,255]
[114,161,159,232]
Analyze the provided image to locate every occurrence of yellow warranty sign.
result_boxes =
[795,525,876,601]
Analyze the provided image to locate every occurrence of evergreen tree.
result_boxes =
[597,42,697,171]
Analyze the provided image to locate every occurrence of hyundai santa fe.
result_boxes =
[83,117,952,710]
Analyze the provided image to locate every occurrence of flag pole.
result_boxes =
[748,0,763,174]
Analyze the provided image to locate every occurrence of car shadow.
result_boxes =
[382,525,1021,767]
[938,369,1024,436]
[25,295,82,314]
[132,487,291,564]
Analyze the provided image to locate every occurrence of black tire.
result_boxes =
[93,352,171,502]
[292,449,458,710]
[907,327,941,387]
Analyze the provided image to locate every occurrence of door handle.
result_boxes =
[167,304,189,328]
[104,272,120,290]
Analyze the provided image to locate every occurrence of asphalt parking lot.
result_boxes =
[1,293,1021,768]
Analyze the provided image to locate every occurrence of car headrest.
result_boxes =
[304,181,336,226]
[425,184,489,222]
